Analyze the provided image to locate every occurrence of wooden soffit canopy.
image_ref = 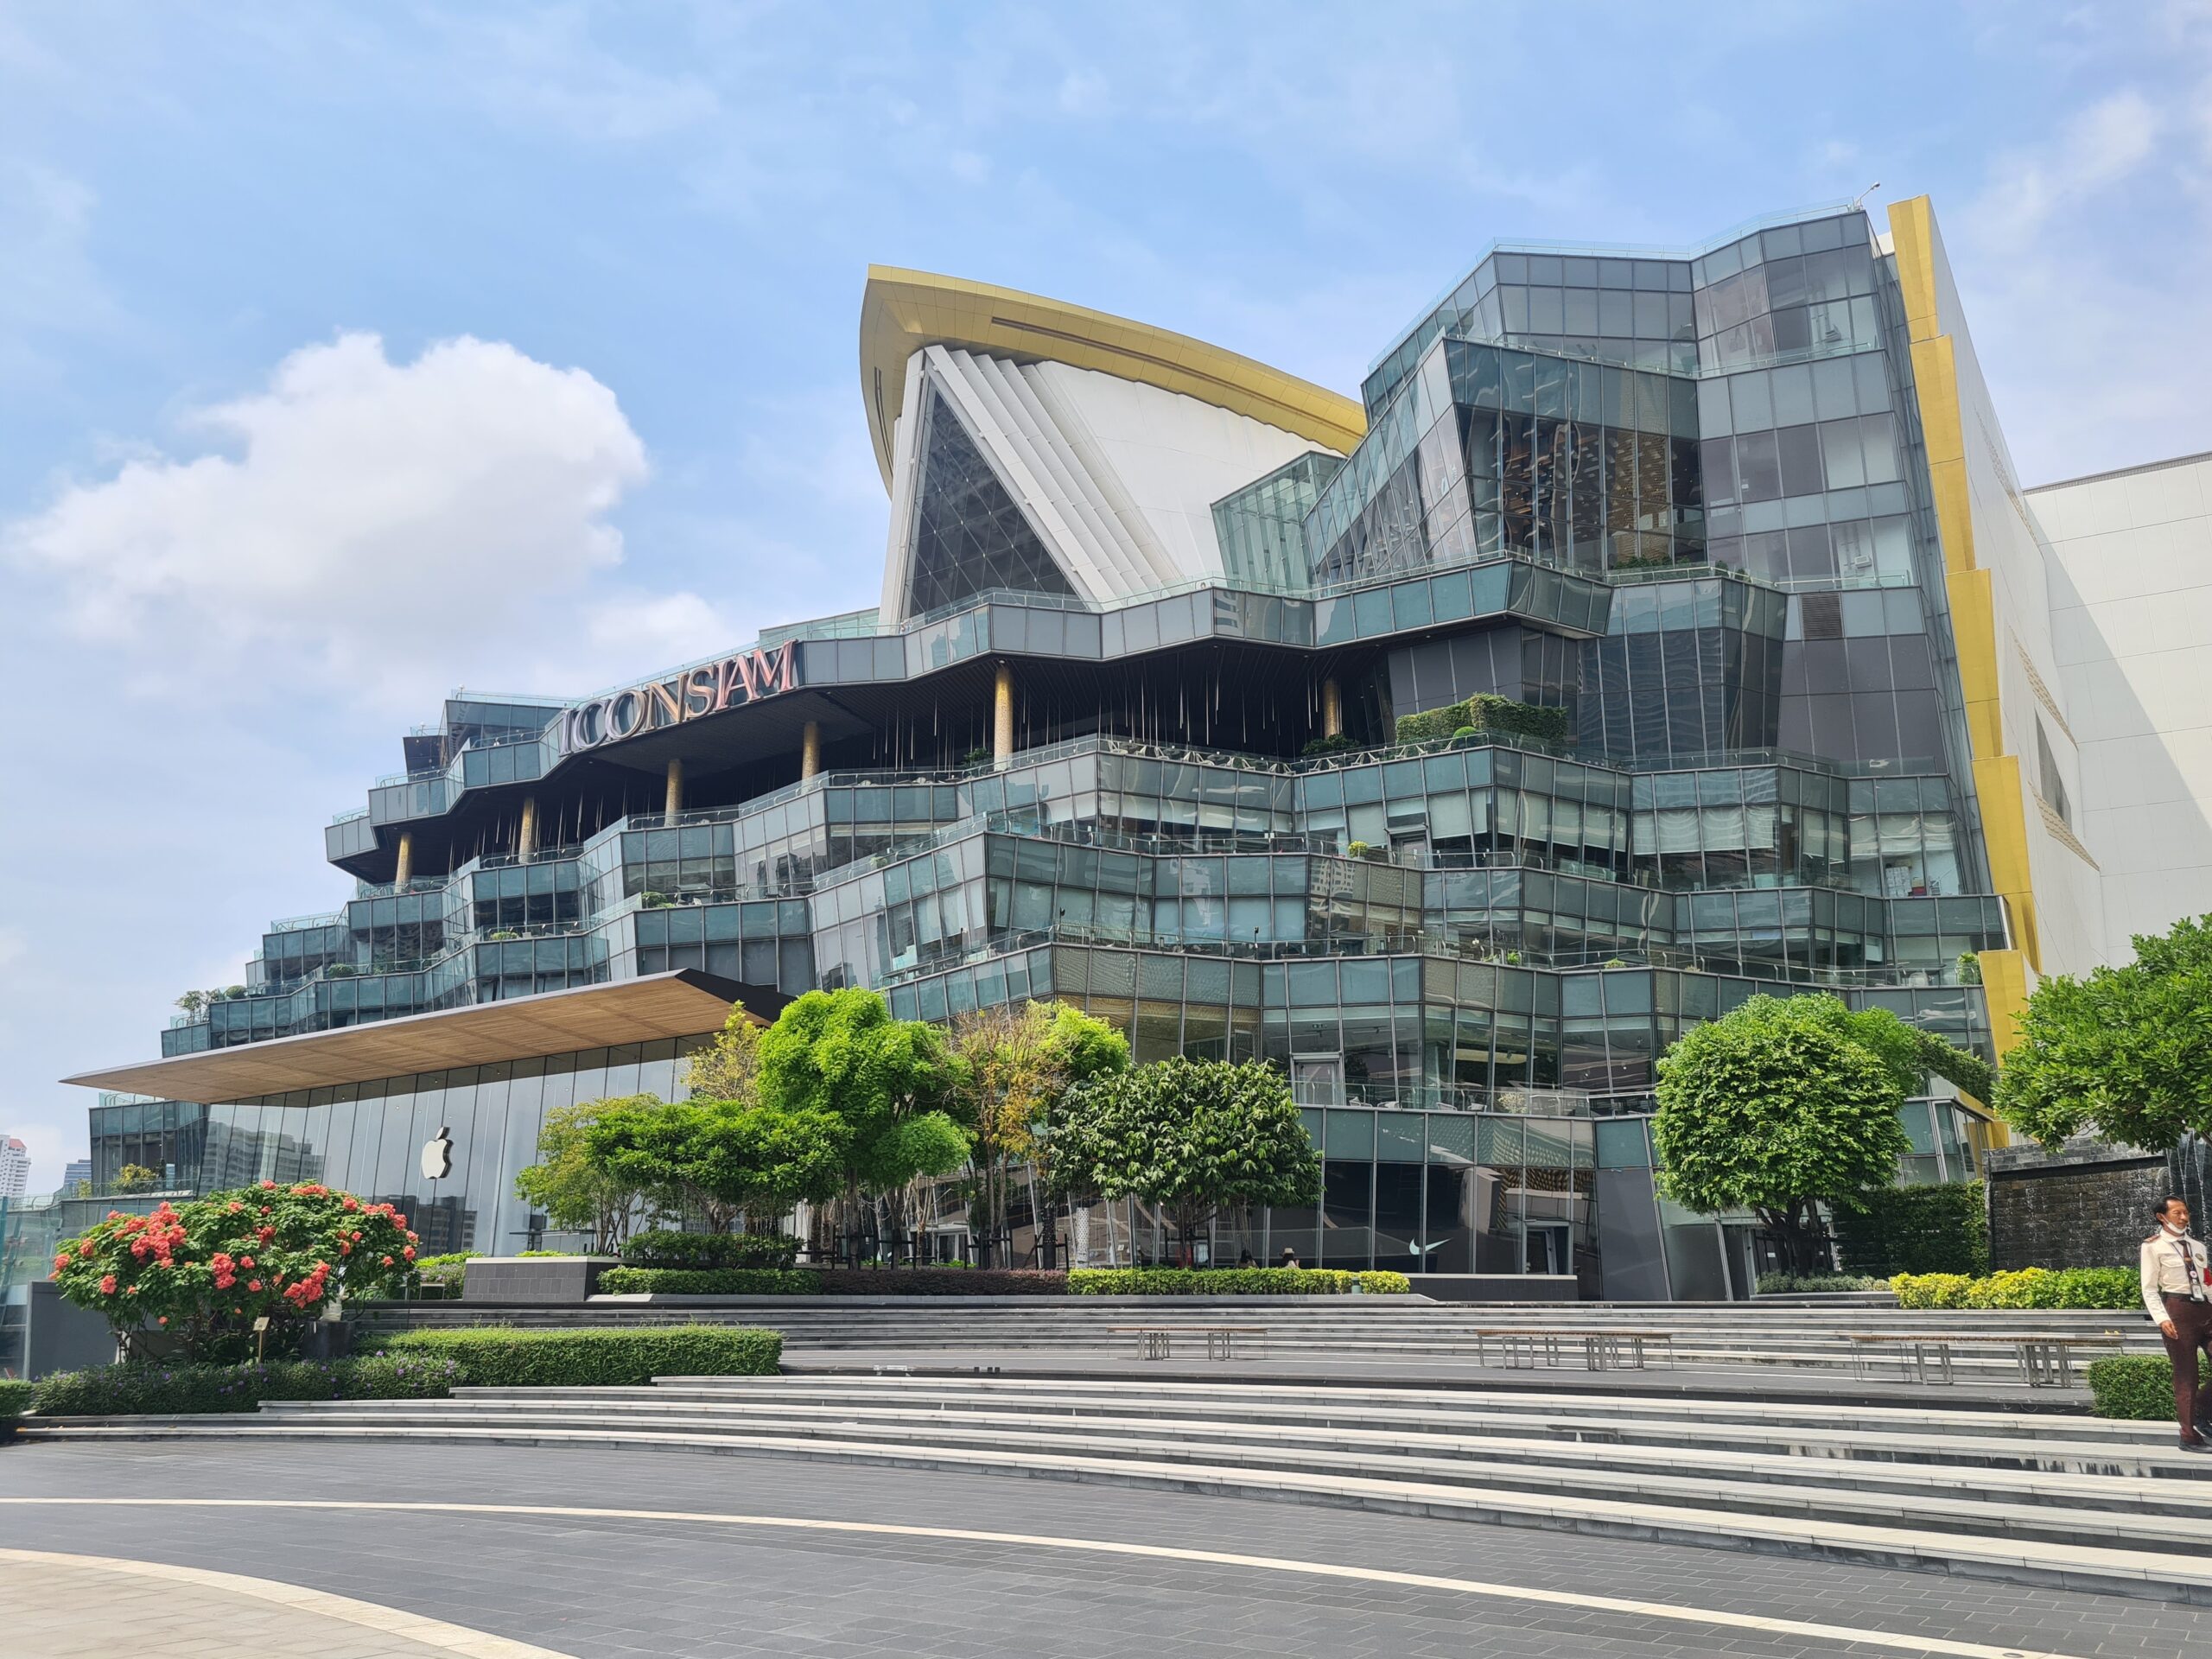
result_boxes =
[65,971,785,1103]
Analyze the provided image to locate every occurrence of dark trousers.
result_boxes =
[2162,1294,2212,1435]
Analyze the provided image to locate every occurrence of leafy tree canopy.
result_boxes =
[582,1093,849,1235]
[1051,1058,1319,1247]
[515,1097,658,1254]
[1998,912,2212,1147]
[1770,995,1995,1105]
[757,988,969,1193]
[683,1006,763,1103]
[1652,995,1911,1271]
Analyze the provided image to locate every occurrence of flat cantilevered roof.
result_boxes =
[64,970,786,1103]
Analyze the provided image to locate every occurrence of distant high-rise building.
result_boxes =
[60,1158,92,1194]
[0,1136,29,1198]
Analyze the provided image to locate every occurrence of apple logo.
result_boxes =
[420,1127,453,1182]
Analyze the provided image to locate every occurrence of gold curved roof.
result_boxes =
[859,266,1368,488]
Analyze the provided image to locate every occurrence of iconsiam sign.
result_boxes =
[560,640,798,756]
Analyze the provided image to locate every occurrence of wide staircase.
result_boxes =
[350,1297,2161,1384]
[25,1372,2212,1601]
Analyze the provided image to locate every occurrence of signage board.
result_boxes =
[558,641,798,756]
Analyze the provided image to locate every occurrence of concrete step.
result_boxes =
[27,1397,2212,1604]
[275,1379,2191,1478]
[250,1391,2212,1512]
[487,1373,2175,1445]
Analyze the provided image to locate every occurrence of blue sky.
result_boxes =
[3,1,2209,1189]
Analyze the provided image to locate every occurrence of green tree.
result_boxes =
[1768,995,1994,1105]
[113,1164,160,1194]
[945,1001,1130,1267]
[1652,995,1911,1274]
[1050,1058,1319,1262]
[757,988,967,1260]
[1997,912,2212,1148]
[582,1094,849,1236]
[513,1098,658,1254]
[683,1006,763,1103]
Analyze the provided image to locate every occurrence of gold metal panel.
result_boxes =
[1889,196,2042,979]
[857,266,1366,487]
[64,972,767,1103]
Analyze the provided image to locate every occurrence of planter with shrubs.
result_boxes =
[599,1265,1065,1296]
[1,1378,32,1437]
[2088,1355,2174,1420]
[1068,1268,1411,1295]
[620,1230,801,1270]
[1889,1267,2138,1309]
[1755,1273,1887,1294]
[24,1325,784,1416]
[376,1325,780,1386]
[32,1355,465,1416]
[600,1267,823,1295]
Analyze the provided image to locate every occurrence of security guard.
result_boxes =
[2140,1195,2212,1450]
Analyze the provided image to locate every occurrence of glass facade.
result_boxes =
[904,388,1075,617]
[103,204,2012,1299]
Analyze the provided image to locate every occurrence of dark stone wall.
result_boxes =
[1986,1137,2168,1270]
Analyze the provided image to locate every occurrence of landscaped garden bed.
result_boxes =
[23,1325,783,1416]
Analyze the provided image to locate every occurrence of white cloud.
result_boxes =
[1968,88,2163,252]
[3,331,670,709]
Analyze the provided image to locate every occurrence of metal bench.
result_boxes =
[1109,1325,1269,1362]
[1467,1327,1672,1371]
[1843,1331,2128,1389]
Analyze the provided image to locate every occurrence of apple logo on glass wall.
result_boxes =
[421,1127,453,1182]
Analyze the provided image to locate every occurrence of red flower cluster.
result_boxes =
[210,1251,238,1291]
[281,1261,333,1309]
[118,1205,188,1268]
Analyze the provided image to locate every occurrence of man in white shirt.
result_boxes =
[2139,1195,2212,1450]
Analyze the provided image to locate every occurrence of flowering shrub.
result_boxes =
[50,1181,420,1359]
[31,1355,463,1416]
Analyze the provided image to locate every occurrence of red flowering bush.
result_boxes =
[51,1181,419,1360]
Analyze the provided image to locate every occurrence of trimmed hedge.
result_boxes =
[817,1268,1066,1296]
[378,1325,780,1384]
[1890,1266,2139,1309]
[1756,1272,1885,1294]
[1068,1268,1411,1295]
[2088,1355,2174,1421]
[1,1378,33,1427]
[1395,696,1571,748]
[622,1230,800,1270]
[1834,1182,1986,1277]
[600,1268,822,1295]
[599,1267,1069,1296]
[30,1356,464,1417]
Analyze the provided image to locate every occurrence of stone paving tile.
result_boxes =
[0,1555,524,1657]
[2,1438,2203,1656]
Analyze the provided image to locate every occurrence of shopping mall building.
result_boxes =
[52,196,2212,1299]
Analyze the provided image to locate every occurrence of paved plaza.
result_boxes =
[1,1436,2200,1658]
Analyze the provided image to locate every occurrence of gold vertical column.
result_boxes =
[393,830,414,889]
[517,797,538,861]
[1320,677,1344,740]
[664,758,684,819]
[801,721,822,780]
[993,662,1014,770]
